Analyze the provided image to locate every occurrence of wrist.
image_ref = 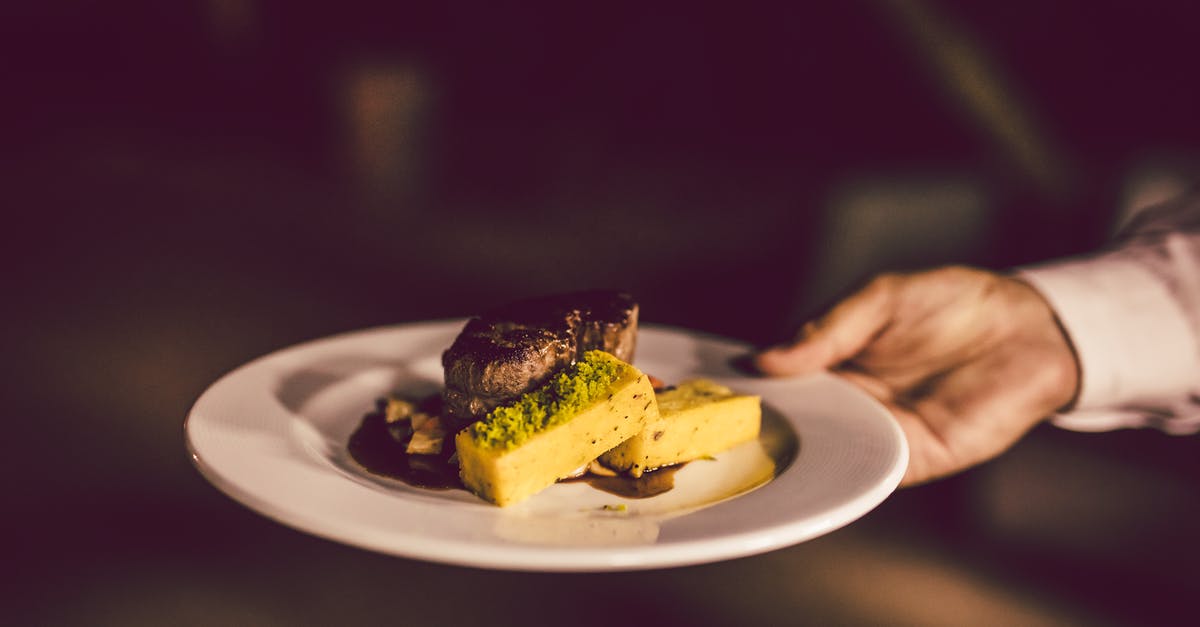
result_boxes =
[1010,276,1082,412]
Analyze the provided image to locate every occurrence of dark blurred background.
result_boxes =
[5,1,1199,625]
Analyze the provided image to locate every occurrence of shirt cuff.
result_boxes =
[1018,254,1197,412]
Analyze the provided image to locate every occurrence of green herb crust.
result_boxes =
[467,350,626,450]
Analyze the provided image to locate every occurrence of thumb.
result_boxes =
[755,274,898,376]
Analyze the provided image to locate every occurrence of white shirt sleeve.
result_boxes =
[1018,189,1200,434]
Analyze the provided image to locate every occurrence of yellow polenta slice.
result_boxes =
[455,351,658,506]
[601,379,760,477]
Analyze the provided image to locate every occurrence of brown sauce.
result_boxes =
[347,395,681,499]
[565,464,686,499]
[347,396,464,491]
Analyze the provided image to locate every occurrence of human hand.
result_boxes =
[754,266,1080,486]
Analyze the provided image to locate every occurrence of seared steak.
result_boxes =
[442,291,638,427]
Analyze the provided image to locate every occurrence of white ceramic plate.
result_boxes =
[186,321,907,571]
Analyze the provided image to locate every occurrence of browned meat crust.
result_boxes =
[441,291,638,428]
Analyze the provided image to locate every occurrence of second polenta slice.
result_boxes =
[601,379,761,477]
[455,350,658,506]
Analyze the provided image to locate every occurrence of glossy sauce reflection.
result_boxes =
[565,464,686,499]
[347,408,463,490]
